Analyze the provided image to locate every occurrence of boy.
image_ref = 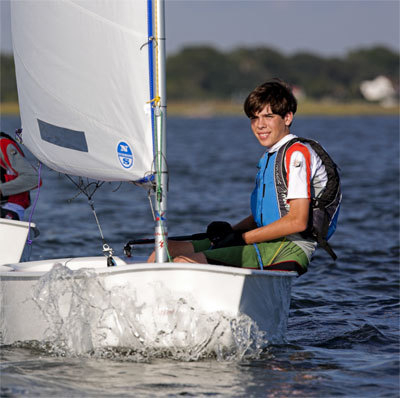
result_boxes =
[148,80,331,274]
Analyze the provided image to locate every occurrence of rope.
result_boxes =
[267,237,287,266]
[25,162,42,261]
[147,95,161,107]
[88,199,106,244]
[65,176,116,265]
[65,175,105,200]
[147,189,156,220]
[253,243,264,270]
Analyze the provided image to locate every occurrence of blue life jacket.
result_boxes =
[251,151,282,228]
[251,137,341,260]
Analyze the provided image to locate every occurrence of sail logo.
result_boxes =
[117,141,133,169]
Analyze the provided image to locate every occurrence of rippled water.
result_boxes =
[1,114,399,397]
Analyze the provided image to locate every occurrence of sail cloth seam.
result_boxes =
[64,0,147,38]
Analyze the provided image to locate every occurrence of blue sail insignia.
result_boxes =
[117,141,134,169]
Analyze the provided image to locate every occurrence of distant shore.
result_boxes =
[166,100,399,117]
[1,100,398,118]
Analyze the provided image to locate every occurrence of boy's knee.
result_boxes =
[173,252,208,264]
[173,255,190,263]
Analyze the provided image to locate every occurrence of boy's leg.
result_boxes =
[147,240,196,263]
[0,207,20,220]
[173,252,208,264]
[201,239,308,270]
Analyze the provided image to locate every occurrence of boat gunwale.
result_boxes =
[0,257,297,279]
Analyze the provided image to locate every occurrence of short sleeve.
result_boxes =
[286,149,311,200]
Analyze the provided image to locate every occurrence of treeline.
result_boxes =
[167,45,399,101]
[1,45,398,103]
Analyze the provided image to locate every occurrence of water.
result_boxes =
[1,114,399,397]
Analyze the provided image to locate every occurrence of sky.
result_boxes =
[1,0,399,57]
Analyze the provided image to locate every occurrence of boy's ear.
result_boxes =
[284,112,294,126]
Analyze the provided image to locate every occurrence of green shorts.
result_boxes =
[192,238,308,272]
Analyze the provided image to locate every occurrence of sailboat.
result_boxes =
[0,0,296,355]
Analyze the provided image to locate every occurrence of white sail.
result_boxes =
[11,0,154,181]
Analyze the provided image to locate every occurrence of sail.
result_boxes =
[11,0,154,181]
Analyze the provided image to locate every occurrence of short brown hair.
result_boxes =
[244,79,297,119]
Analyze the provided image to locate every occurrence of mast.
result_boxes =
[153,0,168,262]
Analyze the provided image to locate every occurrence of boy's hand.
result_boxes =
[206,221,233,245]
[212,231,246,249]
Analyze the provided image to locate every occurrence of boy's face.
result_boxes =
[250,104,293,148]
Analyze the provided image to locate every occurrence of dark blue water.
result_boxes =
[1,114,399,397]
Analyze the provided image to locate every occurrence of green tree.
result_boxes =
[0,55,18,102]
[229,47,290,97]
[167,46,237,100]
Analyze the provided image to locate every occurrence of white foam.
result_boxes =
[31,264,268,361]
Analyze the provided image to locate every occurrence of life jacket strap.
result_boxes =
[316,237,338,261]
[253,243,264,270]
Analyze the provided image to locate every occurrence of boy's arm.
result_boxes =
[241,198,309,244]
[233,215,257,232]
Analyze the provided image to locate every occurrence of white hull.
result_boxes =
[0,256,296,354]
[0,218,37,265]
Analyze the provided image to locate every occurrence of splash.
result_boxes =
[31,264,268,361]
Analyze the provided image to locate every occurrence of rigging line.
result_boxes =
[65,175,104,201]
[267,237,287,266]
[140,36,158,51]
[88,199,106,243]
[147,189,156,221]
[64,174,115,261]
[26,161,42,246]
[111,182,123,192]
[88,198,115,266]
[23,162,42,263]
